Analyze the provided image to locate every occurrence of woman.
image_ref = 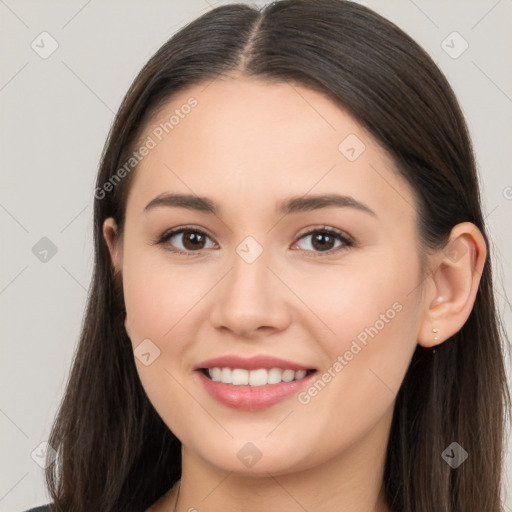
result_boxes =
[25,0,510,511]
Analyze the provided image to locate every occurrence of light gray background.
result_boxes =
[1,0,511,510]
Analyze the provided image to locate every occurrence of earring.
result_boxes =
[432,328,438,341]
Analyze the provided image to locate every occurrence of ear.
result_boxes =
[103,218,131,335]
[102,217,122,273]
[417,222,487,348]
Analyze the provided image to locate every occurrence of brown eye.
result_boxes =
[176,230,207,250]
[294,227,353,255]
[157,227,216,255]
[310,232,337,251]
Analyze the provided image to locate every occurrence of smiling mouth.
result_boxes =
[199,367,317,387]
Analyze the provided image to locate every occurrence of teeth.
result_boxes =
[211,367,222,382]
[232,369,249,385]
[206,367,309,387]
[268,368,283,384]
[282,369,295,382]
[249,368,267,386]
[220,367,231,383]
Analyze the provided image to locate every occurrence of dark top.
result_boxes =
[23,506,52,512]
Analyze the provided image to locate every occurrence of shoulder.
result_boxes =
[21,506,52,512]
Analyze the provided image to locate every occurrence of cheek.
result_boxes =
[285,248,421,351]
[120,245,217,418]
[122,244,194,341]
[292,253,422,438]
[120,250,203,435]
[291,301,418,473]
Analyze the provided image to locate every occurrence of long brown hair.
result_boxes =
[45,1,511,510]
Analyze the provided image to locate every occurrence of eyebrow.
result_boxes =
[144,192,376,217]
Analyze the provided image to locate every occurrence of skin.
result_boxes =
[103,76,486,512]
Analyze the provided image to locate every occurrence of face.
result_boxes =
[104,77,430,476]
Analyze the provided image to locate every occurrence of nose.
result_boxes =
[209,248,293,339]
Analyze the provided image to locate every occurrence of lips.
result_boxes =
[194,354,318,411]
[194,354,315,372]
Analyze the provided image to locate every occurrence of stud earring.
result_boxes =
[432,328,439,355]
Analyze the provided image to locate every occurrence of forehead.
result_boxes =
[124,77,416,225]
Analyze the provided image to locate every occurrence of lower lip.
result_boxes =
[196,370,317,411]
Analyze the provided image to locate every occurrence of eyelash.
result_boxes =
[151,225,354,258]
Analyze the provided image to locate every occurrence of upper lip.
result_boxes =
[194,355,315,371]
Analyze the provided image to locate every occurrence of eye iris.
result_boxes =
[182,231,206,250]
[311,232,335,251]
